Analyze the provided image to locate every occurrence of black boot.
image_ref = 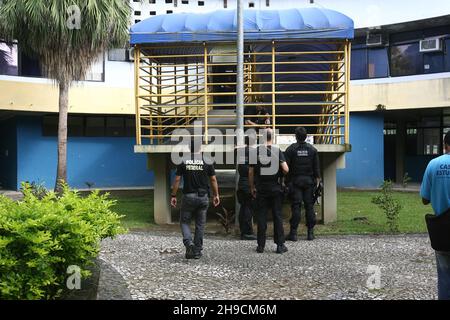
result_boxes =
[256,245,265,253]
[307,228,315,241]
[185,245,195,259]
[286,230,298,242]
[276,244,288,254]
[241,234,257,241]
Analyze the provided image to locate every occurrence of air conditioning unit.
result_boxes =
[128,47,135,61]
[420,38,443,52]
[366,33,386,47]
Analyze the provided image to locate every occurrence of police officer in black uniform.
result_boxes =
[249,129,289,254]
[171,139,221,259]
[236,134,258,240]
[285,127,321,241]
[244,104,271,127]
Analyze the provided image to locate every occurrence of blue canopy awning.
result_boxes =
[130,8,354,45]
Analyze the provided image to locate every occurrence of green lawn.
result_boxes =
[111,190,429,235]
[316,190,428,235]
[111,193,154,230]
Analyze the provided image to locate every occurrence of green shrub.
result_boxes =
[372,181,402,233]
[0,183,126,300]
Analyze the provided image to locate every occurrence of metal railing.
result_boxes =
[134,40,350,146]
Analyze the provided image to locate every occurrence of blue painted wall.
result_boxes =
[337,113,384,188]
[0,118,17,190]
[15,116,153,190]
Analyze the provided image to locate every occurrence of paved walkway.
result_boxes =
[98,232,437,300]
[0,190,23,201]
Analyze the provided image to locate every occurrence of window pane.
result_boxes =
[125,118,136,137]
[368,48,389,78]
[85,55,104,81]
[350,48,367,80]
[446,39,450,72]
[390,43,421,76]
[42,116,58,136]
[108,49,128,62]
[106,117,125,136]
[20,51,42,77]
[0,42,18,76]
[419,116,440,127]
[423,51,445,74]
[85,117,105,136]
[68,116,84,137]
[423,128,440,155]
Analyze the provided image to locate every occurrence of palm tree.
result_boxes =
[0,0,131,193]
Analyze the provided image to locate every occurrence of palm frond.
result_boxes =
[0,0,132,84]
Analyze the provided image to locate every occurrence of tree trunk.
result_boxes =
[55,81,69,194]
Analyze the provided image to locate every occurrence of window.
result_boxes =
[149,0,156,3]
[423,128,440,155]
[390,43,421,76]
[42,115,135,137]
[223,0,227,8]
[134,11,141,16]
[106,117,125,137]
[166,10,173,14]
[423,51,445,74]
[135,20,141,24]
[42,116,58,136]
[85,55,104,81]
[368,48,389,78]
[198,1,204,6]
[446,38,450,72]
[68,116,84,137]
[150,11,156,15]
[85,117,105,137]
[351,47,389,79]
[108,49,130,62]
[166,0,173,3]
[0,42,18,76]
[125,118,136,137]
[182,0,189,3]
[350,49,367,80]
[266,0,270,6]
[20,51,42,77]
[249,2,255,8]
[383,129,397,136]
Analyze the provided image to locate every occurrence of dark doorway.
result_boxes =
[0,116,17,190]
[384,124,397,181]
[211,65,236,109]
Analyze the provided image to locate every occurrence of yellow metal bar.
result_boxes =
[345,40,351,145]
[142,70,345,78]
[142,133,345,138]
[141,61,345,68]
[204,43,209,144]
[138,91,346,98]
[134,46,142,145]
[142,124,345,129]
[271,41,276,132]
[140,80,346,87]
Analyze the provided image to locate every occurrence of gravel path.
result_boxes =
[97,232,437,300]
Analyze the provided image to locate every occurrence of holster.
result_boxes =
[197,188,208,197]
[425,209,450,252]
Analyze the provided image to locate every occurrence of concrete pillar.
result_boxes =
[148,153,172,225]
[321,154,338,224]
[395,120,406,184]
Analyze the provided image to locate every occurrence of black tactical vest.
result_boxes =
[289,142,315,177]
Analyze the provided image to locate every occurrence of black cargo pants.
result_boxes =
[290,183,316,231]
